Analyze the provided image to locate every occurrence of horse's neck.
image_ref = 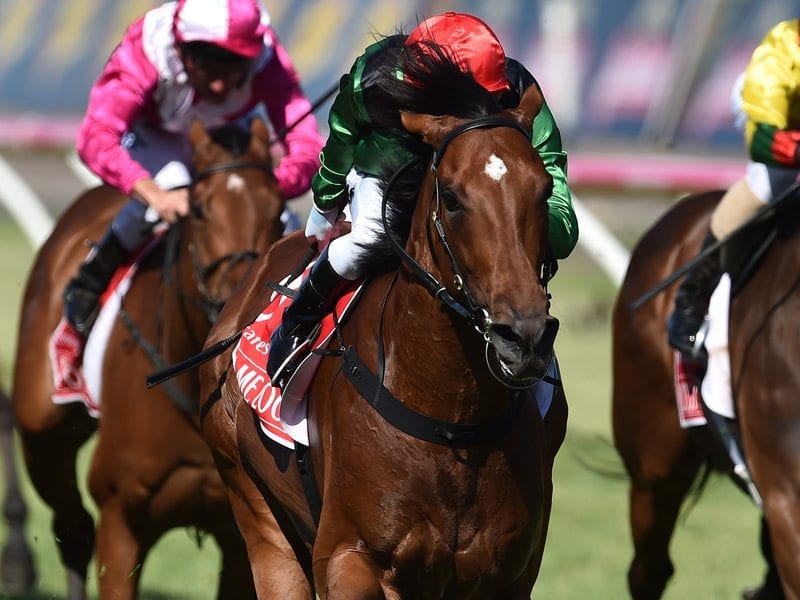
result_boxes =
[380,274,513,423]
[161,228,211,354]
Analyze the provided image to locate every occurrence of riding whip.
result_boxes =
[269,81,338,146]
[146,243,318,389]
[629,179,800,311]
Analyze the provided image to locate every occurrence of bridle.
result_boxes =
[382,115,556,388]
[129,158,274,415]
[383,116,533,332]
[181,160,273,321]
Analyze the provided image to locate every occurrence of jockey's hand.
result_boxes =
[305,204,343,249]
[133,178,190,224]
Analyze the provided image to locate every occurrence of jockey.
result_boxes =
[267,11,578,386]
[667,18,800,356]
[64,0,323,340]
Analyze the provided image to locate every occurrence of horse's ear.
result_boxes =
[189,119,210,148]
[400,111,451,147]
[510,84,543,131]
[248,117,272,165]
[250,117,269,144]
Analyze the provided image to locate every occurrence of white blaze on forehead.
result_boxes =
[227,174,246,192]
[483,154,507,182]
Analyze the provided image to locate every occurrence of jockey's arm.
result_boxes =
[531,98,579,260]
[505,58,578,260]
[311,71,361,211]
[76,26,159,197]
[741,19,800,168]
[255,29,323,200]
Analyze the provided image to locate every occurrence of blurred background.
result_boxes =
[1,0,799,598]
[1,0,792,151]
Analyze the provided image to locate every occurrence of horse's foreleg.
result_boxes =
[16,417,95,600]
[223,472,313,599]
[94,497,145,600]
[0,392,36,596]
[205,396,312,599]
[321,546,387,600]
[528,388,568,590]
[627,463,702,600]
[613,370,701,600]
[212,516,257,599]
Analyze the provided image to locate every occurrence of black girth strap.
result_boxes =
[295,443,322,527]
[342,346,524,447]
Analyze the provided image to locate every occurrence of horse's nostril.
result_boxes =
[540,317,559,349]
[490,316,559,357]
[492,323,518,348]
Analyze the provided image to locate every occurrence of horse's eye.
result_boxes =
[190,202,204,220]
[441,189,461,213]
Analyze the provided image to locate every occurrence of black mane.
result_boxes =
[351,36,504,276]
[207,123,252,157]
[374,37,502,128]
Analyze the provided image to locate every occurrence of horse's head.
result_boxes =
[400,84,558,386]
[186,117,284,311]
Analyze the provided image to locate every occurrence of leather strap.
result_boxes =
[342,346,523,447]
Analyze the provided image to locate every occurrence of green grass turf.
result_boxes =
[0,219,767,599]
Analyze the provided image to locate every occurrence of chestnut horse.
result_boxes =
[612,190,783,599]
[200,82,567,598]
[11,118,283,599]
[729,184,800,597]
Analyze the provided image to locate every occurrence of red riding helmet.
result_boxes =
[406,12,510,93]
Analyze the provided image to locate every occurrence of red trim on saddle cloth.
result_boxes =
[48,238,160,417]
[231,267,362,449]
[673,350,707,428]
[49,318,99,416]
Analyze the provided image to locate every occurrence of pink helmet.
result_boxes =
[174,0,267,59]
[406,12,510,93]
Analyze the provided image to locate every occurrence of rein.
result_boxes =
[184,160,268,320]
[192,161,271,181]
[133,160,267,408]
[382,117,531,337]
[333,115,557,449]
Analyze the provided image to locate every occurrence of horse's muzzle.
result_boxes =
[487,314,559,382]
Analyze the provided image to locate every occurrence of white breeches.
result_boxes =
[744,161,798,204]
[328,170,387,280]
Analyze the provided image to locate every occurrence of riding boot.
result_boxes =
[63,228,128,339]
[704,407,762,506]
[666,232,722,356]
[267,247,349,387]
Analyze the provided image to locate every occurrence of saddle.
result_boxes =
[50,259,140,416]
[722,187,800,294]
[231,265,363,448]
[49,233,165,415]
[672,204,783,429]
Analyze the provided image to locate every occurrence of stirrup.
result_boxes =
[690,319,710,357]
[270,337,313,389]
[63,286,101,338]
